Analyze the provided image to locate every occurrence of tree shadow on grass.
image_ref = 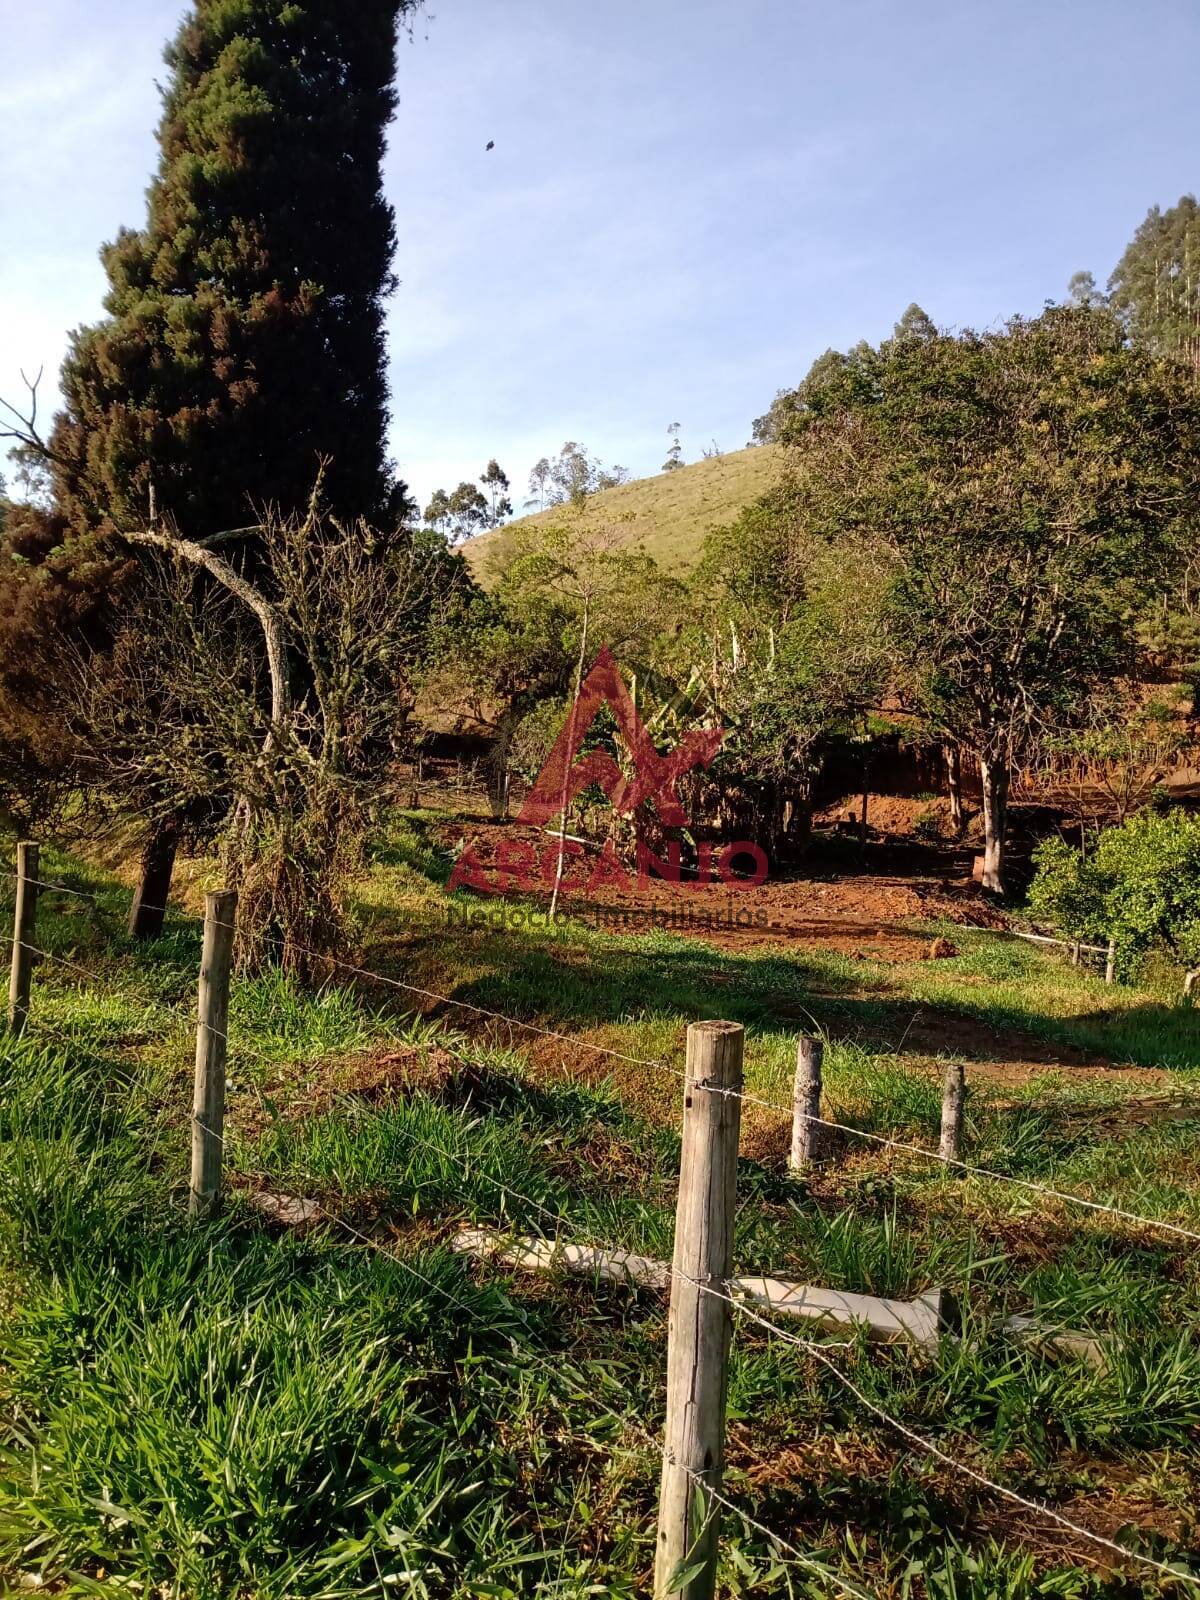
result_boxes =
[354,899,1200,1078]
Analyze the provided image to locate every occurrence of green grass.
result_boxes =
[3,830,1200,1595]
[0,1029,656,1597]
[905,927,1200,1073]
[359,826,1200,1093]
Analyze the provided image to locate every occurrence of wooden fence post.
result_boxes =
[7,842,39,1038]
[656,1020,744,1600]
[189,889,238,1217]
[1105,938,1116,986]
[939,1061,965,1165]
[789,1035,824,1170]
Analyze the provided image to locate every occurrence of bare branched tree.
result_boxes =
[62,499,467,973]
[4,377,469,969]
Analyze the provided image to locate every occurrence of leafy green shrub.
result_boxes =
[509,696,569,786]
[1027,838,1100,944]
[1030,810,1200,981]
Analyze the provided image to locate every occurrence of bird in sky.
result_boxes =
[486,140,495,151]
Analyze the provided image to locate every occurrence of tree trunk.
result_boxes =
[946,745,964,836]
[549,601,590,922]
[128,816,181,940]
[789,781,813,851]
[979,753,1009,895]
[490,711,514,820]
[771,781,787,859]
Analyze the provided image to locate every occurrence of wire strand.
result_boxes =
[8,914,1200,1245]
[240,930,1200,1244]
[768,1328,1200,1587]
[181,1022,1200,1586]
[671,1460,875,1598]
[10,936,1198,1587]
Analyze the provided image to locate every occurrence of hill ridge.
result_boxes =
[462,442,783,581]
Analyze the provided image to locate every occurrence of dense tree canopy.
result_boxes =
[891,302,938,343]
[775,304,1200,890]
[480,459,513,526]
[0,0,420,922]
[425,515,679,823]
[684,478,887,850]
[424,461,513,541]
[424,482,488,542]
[751,339,875,445]
[525,442,629,510]
[1030,811,1200,985]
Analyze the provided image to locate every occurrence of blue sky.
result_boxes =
[2,0,1198,512]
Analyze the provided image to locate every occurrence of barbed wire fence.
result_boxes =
[3,844,1200,1595]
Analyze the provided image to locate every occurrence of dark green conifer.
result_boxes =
[49,0,414,538]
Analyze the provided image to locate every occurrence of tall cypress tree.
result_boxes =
[48,0,413,539]
[3,0,415,931]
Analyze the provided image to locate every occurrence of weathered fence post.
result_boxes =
[7,842,40,1037]
[1105,938,1116,986]
[789,1035,824,1170]
[656,1020,743,1600]
[939,1060,966,1165]
[189,889,238,1217]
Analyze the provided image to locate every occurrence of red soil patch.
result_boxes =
[409,817,1171,1094]
[437,816,976,961]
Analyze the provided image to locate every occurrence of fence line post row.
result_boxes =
[189,889,238,1218]
[4,842,975,1600]
[6,841,39,1037]
[656,1019,743,1600]
[789,1034,823,1169]
[789,1034,968,1171]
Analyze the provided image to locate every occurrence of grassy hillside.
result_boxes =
[463,442,783,581]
